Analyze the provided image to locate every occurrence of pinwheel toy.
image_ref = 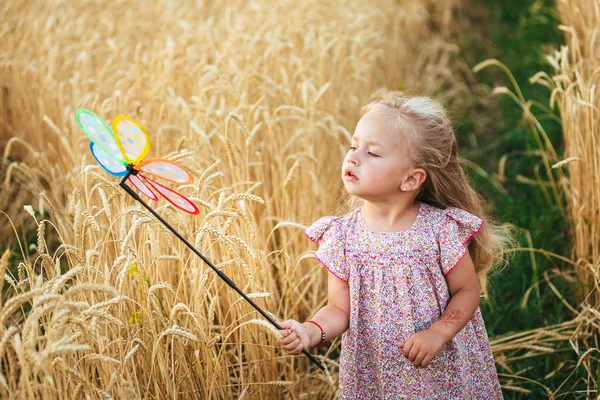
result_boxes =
[75,109,325,371]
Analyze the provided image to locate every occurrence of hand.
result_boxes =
[277,319,311,355]
[398,329,447,368]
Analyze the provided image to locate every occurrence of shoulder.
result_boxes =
[419,202,447,229]
[443,206,483,233]
[305,208,359,244]
[420,203,483,235]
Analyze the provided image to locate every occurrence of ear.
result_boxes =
[402,168,427,192]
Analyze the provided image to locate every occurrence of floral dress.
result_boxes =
[305,202,503,399]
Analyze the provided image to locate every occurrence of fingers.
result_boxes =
[287,340,305,355]
[413,351,435,368]
[279,329,298,346]
[421,354,434,368]
[278,320,294,331]
[407,344,420,363]
[278,329,304,354]
[412,349,426,368]
[283,337,302,353]
[400,336,429,368]
[277,320,298,342]
[400,330,443,368]
[277,320,307,355]
[401,338,413,358]
[281,333,304,354]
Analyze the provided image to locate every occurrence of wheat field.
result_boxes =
[0,1,467,398]
[1,0,598,398]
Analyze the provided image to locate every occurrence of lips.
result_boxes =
[344,168,358,181]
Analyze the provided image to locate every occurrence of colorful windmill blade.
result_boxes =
[128,173,158,201]
[112,115,162,201]
[112,116,151,164]
[77,109,128,176]
[140,175,199,214]
[136,158,193,184]
[89,142,128,176]
[135,158,196,209]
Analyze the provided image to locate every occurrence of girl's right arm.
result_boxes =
[278,271,350,354]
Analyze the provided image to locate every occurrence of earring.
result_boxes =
[403,186,407,192]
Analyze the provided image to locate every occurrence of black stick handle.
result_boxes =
[119,174,325,371]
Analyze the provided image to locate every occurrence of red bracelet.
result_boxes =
[306,320,326,348]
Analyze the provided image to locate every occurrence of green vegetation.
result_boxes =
[458,1,589,397]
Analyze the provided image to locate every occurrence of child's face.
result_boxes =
[341,111,412,200]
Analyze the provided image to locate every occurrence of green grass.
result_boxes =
[452,0,591,397]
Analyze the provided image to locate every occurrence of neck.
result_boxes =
[360,196,420,232]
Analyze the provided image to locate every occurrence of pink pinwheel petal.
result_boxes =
[129,173,158,201]
[140,174,199,214]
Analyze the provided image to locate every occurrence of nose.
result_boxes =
[347,149,360,166]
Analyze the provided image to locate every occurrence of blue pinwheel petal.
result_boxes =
[90,142,128,176]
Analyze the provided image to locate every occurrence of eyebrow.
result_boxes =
[351,138,383,147]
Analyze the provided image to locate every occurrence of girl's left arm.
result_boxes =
[399,249,480,368]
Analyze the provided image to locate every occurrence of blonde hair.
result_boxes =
[355,92,513,287]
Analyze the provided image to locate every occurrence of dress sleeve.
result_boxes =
[438,207,484,276]
[305,216,348,282]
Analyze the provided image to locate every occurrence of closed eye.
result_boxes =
[368,151,380,157]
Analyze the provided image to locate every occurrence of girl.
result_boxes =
[278,93,511,399]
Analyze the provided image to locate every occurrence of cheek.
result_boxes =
[369,165,401,184]
[372,162,395,176]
